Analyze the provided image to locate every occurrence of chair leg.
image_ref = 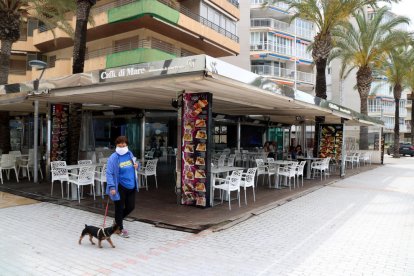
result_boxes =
[92,184,96,201]
[244,188,247,205]
[228,191,231,210]
[155,174,158,189]
[101,182,105,199]
[27,167,30,181]
[238,191,240,207]
[145,176,148,191]
[51,180,54,196]
[252,186,256,202]
[14,168,19,182]
[60,181,64,198]
[77,186,81,204]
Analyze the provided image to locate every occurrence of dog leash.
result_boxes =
[103,197,110,227]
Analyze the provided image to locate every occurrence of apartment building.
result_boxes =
[249,0,315,93]
[328,7,410,145]
[7,0,240,84]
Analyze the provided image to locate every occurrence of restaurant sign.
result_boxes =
[98,56,205,83]
[181,92,212,207]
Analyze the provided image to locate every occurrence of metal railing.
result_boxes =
[85,38,179,60]
[251,18,293,34]
[250,0,290,11]
[250,42,293,56]
[251,18,315,41]
[93,0,239,42]
[227,0,239,8]
[251,64,314,84]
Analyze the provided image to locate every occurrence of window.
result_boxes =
[200,2,237,36]
[48,55,56,68]
[114,36,139,53]
[214,125,227,144]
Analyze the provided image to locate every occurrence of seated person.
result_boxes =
[295,145,303,157]
[289,145,297,159]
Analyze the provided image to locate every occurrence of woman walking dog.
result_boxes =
[106,136,139,238]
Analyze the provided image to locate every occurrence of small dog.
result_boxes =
[79,223,121,248]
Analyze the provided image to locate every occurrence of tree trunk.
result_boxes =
[393,84,402,158]
[356,66,373,150]
[72,0,95,74]
[0,40,14,152]
[315,58,327,99]
[411,92,414,145]
[0,39,13,84]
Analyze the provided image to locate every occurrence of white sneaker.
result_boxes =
[119,229,129,238]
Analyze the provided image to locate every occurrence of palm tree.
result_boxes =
[72,0,96,74]
[380,47,410,158]
[0,0,74,152]
[330,7,409,149]
[70,0,97,164]
[275,0,401,99]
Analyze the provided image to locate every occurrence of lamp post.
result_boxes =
[29,60,47,184]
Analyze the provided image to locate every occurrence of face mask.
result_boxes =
[116,146,128,155]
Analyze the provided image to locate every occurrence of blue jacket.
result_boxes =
[106,151,139,201]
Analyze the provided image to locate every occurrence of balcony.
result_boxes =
[251,18,293,34]
[250,42,293,57]
[251,64,314,84]
[250,0,289,11]
[251,18,315,41]
[33,0,239,56]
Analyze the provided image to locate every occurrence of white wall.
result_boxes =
[220,0,251,70]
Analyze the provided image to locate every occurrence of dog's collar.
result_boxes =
[98,227,107,238]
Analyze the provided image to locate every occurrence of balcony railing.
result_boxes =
[251,18,315,41]
[93,0,239,42]
[227,0,239,8]
[297,70,314,83]
[251,18,293,34]
[251,42,293,56]
[250,0,290,11]
[85,38,179,60]
[251,64,314,83]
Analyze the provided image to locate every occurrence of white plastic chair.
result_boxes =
[18,152,44,181]
[78,160,92,165]
[255,159,268,186]
[214,170,243,210]
[50,161,69,198]
[136,159,158,190]
[99,157,108,164]
[277,163,297,190]
[67,165,96,204]
[0,154,19,183]
[240,168,257,205]
[94,164,107,199]
[295,161,307,187]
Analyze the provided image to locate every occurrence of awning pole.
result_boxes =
[237,119,241,150]
[140,111,145,162]
[34,100,39,183]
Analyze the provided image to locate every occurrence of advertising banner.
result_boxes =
[51,104,69,162]
[318,124,344,160]
[181,92,212,207]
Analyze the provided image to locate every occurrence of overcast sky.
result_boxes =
[383,0,414,30]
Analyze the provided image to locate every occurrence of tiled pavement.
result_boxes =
[1,155,414,275]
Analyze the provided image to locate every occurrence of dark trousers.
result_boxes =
[114,184,136,230]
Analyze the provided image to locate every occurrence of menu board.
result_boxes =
[51,104,69,162]
[181,92,212,207]
[318,124,343,160]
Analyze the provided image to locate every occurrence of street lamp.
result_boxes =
[29,59,47,184]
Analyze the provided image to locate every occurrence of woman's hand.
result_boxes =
[134,163,139,170]
[110,189,116,196]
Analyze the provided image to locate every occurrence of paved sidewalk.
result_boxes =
[1,156,414,275]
